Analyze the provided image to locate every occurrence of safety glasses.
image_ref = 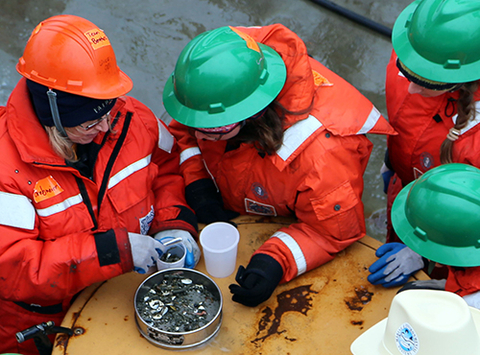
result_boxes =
[79,111,111,131]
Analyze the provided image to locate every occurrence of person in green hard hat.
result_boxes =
[380,0,480,245]
[369,0,480,289]
[369,163,480,308]
[163,24,396,307]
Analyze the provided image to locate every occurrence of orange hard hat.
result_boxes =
[16,14,133,99]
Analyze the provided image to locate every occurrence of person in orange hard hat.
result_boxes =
[0,15,199,355]
[164,24,396,307]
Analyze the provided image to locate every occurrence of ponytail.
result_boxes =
[440,81,479,164]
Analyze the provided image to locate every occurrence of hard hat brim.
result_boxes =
[163,43,287,128]
[392,179,480,267]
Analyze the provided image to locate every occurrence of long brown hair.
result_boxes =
[440,81,479,164]
[228,99,313,155]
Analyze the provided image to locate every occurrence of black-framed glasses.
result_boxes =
[79,111,110,131]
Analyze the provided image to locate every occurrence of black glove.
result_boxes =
[397,279,447,293]
[228,254,283,307]
[185,178,239,225]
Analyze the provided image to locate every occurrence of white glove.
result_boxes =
[154,229,201,269]
[463,290,480,309]
[128,232,164,274]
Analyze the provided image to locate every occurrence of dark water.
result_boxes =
[0,0,413,241]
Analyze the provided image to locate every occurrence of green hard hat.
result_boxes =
[392,0,480,83]
[392,163,480,267]
[163,26,287,128]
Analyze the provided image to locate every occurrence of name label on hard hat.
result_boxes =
[84,28,111,50]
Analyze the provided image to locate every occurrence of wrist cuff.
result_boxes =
[248,254,283,284]
[94,229,121,266]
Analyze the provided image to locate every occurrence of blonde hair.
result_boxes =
[44,116,115,162]
[440,81,479,164]
[44,125,78,162]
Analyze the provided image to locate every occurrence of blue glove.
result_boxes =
[463,290,480,309]
[368,242,424,287]
[380,163,394,194]
[154,229,201,269]
[128,232,164,274]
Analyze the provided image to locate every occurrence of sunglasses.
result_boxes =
[78,111,111,131]
[194,108,267,137]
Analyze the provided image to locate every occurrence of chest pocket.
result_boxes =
[107,154,155,214]
[310,181,362,241]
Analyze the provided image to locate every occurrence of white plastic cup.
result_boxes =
[200,222,240,278]
[157,243,186,270]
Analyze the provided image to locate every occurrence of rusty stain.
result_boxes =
[55,333,69,348]
[345,286,373,311]
[124,315,129,321]
[251,284,318,346]
[88,317,92,321]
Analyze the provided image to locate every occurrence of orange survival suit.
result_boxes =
[169,24,396,284]
[385,50,480,296]
[0,79,197,354]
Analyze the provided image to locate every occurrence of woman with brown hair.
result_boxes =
[164,24,395,307]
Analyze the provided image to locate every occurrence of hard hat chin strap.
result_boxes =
[46,89,68,137]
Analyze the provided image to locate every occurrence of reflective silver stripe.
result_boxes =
[36,194,83,217]
[277,115,322,161]
[157,118,174,153]
[179,147,202,165]
[271,231,307,276]
[108,155,151,189]
[357,106,381,134]
[453,101,480,135]
[0,191,35,230]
